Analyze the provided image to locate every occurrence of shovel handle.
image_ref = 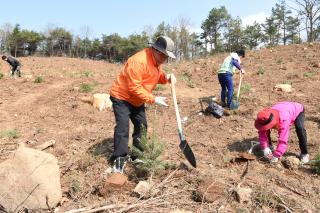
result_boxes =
[171,77,183,132]
[236,72,244,102]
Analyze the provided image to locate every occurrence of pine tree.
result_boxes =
[132,126,167,177]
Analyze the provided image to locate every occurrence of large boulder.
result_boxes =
[0,145,62,212]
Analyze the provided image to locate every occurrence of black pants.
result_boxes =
[11,65,21,77]
[267,110,308,155]
[294,110,308,155]
[110,96,147,160]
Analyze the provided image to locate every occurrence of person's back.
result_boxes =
[1,55,21,77]
[6,56,20,67]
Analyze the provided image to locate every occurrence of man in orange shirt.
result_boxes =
[109,36,176,173]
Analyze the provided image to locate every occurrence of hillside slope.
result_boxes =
[0,43,320,212]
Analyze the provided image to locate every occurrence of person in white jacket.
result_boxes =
[217,50,245,109]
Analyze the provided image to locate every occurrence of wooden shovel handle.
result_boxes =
[170,75,183,132]
[236,72,244,102]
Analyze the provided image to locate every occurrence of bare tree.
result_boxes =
[288,0,320,41]
[142,25,155,43]
[80,25,92,58]
[43,23,57,56]
[174,17,192,59]
[0,23,13,53]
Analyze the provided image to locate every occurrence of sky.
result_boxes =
[1,0,279,39]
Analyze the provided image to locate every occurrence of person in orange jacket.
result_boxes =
[109,36,176,173]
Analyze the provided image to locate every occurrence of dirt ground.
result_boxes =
[1,43,320,212]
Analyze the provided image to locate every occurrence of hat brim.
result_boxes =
[254,109,279,131]
[151,44,176,59]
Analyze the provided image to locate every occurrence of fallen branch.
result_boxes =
[276,180,305,197]
[279,204,293,213]
[273,193,294,213]
[114,190,183,213]
[64,203,126,213]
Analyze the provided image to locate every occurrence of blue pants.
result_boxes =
[218,72,233,107]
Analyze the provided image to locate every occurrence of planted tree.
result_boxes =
[132,127,166,177]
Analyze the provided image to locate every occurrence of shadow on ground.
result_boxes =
[88,138,114,162]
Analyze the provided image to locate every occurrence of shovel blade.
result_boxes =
[230,100,240,110]
[179,139,197,168]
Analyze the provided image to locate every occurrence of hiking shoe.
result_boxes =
[220,102,227,108]
[270,156,279,163]
[113,157,127,173]
[300,154,309,164]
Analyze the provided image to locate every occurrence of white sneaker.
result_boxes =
[262,147,272,158]
[300,154,309,164]
[270,156,279,163]
[112,157,127,173]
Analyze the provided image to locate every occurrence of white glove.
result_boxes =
[270,156,279,163]
[262,147,272,159]
[166,73,177,84]
[241,69,245,74]
[155,96,168,107]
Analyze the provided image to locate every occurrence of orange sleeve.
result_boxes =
[125,61,155,104]
[158,70,168,84]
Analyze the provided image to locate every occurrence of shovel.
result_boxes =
[171,77,197,168]
[230,72,244,110]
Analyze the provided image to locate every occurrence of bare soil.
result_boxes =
[1,43,320,212]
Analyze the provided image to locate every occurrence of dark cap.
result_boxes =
[236,49,245,57]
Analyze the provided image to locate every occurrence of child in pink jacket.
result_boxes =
[254,102,309,163]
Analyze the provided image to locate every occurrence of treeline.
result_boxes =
[0,0,319,62]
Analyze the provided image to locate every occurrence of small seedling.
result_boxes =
[303,72,313,78]
[0,129,20,139]
[276,58,283,64]
[257,67,265,75]
[83,70,92,77]
[79,83,93,93]
[34,76,43,83]
[241,83,251,94]
[0,72,4,79]
[181,73,194,88]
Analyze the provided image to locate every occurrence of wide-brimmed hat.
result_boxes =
[151,36,176,59]
[254,108,279,131]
